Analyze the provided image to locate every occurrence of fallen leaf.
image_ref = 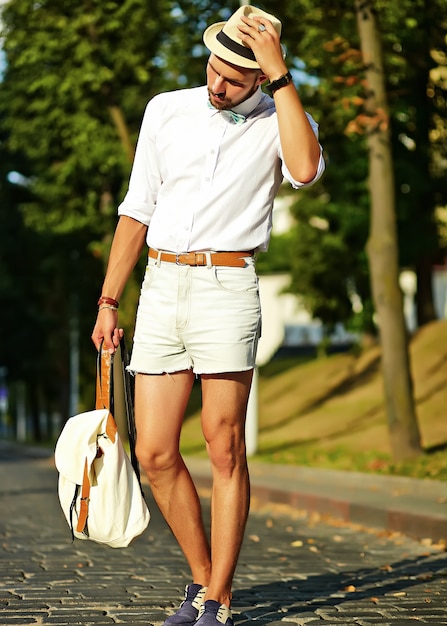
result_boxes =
[391,591,406,597]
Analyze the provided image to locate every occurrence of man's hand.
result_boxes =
[91,309,124,354]
[237,13,321,184]
[237,15,288,82]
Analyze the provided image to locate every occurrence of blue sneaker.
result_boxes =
[196,600,234,626]
[163,584,207,626]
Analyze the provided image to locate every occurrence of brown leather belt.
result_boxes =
[148,248,253,268]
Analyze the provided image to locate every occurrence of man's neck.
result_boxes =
[231,87,263,116]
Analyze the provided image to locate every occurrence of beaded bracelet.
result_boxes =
[97,296,119,308]
[98,304,118,312]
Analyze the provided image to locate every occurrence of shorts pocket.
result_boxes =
[140,265,156,293]
[212,263,259,295]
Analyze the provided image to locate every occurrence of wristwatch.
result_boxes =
[266,71,293,97]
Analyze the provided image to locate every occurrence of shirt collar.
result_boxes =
[231,86,263,117]
[206,86,263,119]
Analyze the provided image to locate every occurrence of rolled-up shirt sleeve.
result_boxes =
[118,99,161,226]
[280,113,325,189]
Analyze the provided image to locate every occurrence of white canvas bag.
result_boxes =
[55,342,150,548]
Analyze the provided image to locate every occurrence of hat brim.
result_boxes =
[203,22,261,70]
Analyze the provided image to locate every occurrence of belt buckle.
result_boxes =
[175,252,188,266]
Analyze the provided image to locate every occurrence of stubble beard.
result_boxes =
[208,78,259,111]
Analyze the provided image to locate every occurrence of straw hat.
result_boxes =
[203,5,282,70]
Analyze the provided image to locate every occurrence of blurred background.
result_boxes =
[0,0,446,473]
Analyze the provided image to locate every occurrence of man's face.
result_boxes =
[206,54,264,110]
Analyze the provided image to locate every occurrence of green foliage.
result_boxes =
[256,230,294,274]
[0,0,175,238]
[0,0,180,431]
[1,0,446,437]
[0,150,104,426]
[261,0,447,332]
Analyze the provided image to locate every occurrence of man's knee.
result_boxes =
[135,442,180,479]
[204,424,247,478]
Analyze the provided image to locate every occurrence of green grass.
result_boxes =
[181,319,447,481]
[251,443,447,481]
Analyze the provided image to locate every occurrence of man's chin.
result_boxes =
[209,94,232,110]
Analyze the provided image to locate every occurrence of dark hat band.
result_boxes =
[216,30,257,62]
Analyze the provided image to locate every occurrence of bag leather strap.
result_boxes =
[75,339,142,535]
[76,458,91,534]
[95,344,113,412]
[76,344,116,534]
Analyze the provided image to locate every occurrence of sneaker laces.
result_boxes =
[164,585,207,626]
[190,586,207,610]
[198,600,232,624]
[216,604,232,624]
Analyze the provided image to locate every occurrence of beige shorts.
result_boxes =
[129,256,262,375]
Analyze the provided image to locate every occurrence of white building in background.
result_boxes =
[256,195,447,366]
[257,266,447,366]
[256,274,357,366]
[255,192,358,365]
[399,266,447,333]
[433,266,447,319]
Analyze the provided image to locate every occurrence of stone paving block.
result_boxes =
[290,618,326,626]
[39,619,114,625]
[2,452,447,626]
[0,618,39,625]
[314,609,358,622]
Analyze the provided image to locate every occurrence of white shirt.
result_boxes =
[118,85,325,252]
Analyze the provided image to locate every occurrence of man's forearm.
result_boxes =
[274,84,322,184]
[100,216,148,301]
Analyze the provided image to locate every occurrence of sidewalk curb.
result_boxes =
[185,458,447,543]
[3,441,445,544]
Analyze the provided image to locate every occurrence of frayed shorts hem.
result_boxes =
[126,365,255,376]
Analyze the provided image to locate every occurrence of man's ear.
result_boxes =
[258,73,268,85]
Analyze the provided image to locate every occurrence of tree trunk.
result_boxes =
[355,0,422,461]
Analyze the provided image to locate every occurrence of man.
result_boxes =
[92,5,324,626]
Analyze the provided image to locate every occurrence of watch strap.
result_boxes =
[266,71,293,97]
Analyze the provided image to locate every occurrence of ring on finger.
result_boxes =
[258,23,267,32]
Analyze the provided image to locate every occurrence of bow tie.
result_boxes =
[207,101,246,125]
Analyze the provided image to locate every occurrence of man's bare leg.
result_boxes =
[134,370,212,587]
[200,370,253,608]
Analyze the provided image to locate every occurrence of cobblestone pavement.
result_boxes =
[1,446,447,626]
